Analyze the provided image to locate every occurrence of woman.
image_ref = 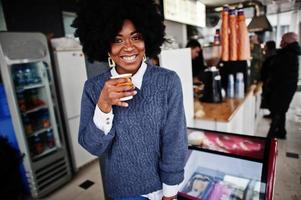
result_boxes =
[73,0,188,199]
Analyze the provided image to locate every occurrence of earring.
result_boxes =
[108,56,116,67]
[143,55,146,62]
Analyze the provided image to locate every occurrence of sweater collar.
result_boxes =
[110,61,147,90]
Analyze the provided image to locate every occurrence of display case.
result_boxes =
[178,128,277,200]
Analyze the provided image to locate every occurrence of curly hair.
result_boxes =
[72,0,166,62]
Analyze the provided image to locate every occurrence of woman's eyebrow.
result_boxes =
[116,31,140,37]
[130,31,139,35]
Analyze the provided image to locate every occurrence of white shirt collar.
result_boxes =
[110,61,147,89]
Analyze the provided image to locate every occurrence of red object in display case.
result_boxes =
[178,128,277,200]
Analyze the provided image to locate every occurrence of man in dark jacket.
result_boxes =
[268,32,300,139]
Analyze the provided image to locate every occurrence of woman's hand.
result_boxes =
[162,196,177,200]
[97,77,136,113]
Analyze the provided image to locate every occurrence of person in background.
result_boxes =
[260,40,277,118]
[73,0,188,199]
[250,34,264,83]
[186,39,207,83]
[267,32,300,139]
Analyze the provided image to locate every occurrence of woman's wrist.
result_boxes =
[98,101,112,113]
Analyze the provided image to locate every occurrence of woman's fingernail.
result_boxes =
[133,91,137,95]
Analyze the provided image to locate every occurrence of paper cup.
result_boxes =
[111,73,134,101]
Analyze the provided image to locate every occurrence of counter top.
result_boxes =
[194,84,261,122]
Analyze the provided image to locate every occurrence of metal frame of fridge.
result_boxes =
[0,32,72,198]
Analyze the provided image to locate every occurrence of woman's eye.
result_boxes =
[131,34,143,41]
[113,38,123,44]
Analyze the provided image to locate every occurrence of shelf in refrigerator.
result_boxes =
[28,127,52,138]
[32,146,57,161]
[16,83,45,93]
[22,105,48,115]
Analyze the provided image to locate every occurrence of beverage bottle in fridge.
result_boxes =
[33,134,44,155]
[46,130,55,149]
[41,110,50,128]
[31,64,41,84]
[17,93,27,112]
[14,67,25,87]
[23,65,34,85]
[23,115,33,136]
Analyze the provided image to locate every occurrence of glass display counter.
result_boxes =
[178,128,277,200]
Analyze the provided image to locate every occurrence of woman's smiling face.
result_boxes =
[109,19,146,74]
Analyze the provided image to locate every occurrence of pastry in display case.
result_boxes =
[178,128,277,200]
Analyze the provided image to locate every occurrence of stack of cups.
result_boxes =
[227,74,234,98]
[235,72,244,98]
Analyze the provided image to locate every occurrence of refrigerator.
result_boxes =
[50,37,96,171]
[0,32,72,198]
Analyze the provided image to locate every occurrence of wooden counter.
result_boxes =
[194,84,259,122]
[192,84,262,135]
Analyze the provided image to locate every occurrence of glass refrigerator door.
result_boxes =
[10,61,61,161]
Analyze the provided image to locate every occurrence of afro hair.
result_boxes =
[72,0,166,62]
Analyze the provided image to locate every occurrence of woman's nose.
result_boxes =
[123,39,134,51]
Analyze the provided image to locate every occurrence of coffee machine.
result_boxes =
[200,66,223,103]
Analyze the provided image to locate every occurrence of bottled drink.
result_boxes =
[227,74,234,98]
[235,72,245,98]
[46,130,55,148]
[23,115,33,135]
[17,93,27,112]
[41,110,50,128]
[23,66,33,85]
[213,29,220,46]
[14,67,25,86]
[33,134,44,155]
[31,65,41,84]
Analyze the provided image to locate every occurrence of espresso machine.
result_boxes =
[200,66,223,103]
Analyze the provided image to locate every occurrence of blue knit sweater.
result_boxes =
[78,63,188,198]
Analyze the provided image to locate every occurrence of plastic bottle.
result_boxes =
[24,66,33,85]
[235,72,245,98]
[31,65,41,84]
[14,67,25,86]
[46,130,55,148]
[213,29,220,46]
[227,74,234,98]
[33,134,44,155]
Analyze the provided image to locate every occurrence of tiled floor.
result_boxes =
[43,92,301,200]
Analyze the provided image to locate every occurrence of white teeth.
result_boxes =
[122,55,136,61]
